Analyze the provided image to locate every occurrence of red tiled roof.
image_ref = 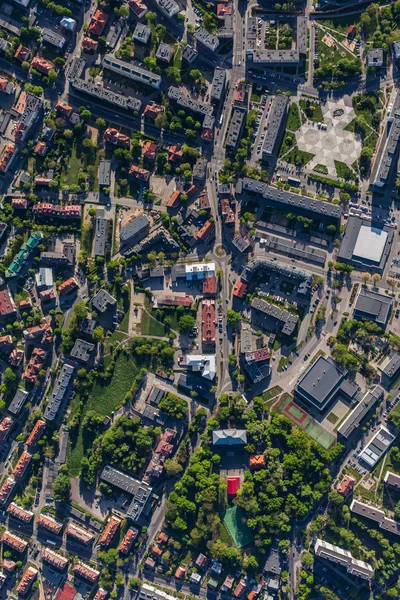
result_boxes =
[202,299,215,346]
[338,475,355,496]
[14,45,30,62]
[34,141,47,156]
[167,190,181,208]
[89,9,108,36]
[82,37,98,51]
[197,219,215,242]
[142,140,157,160]
[203,275,217,295]
[129,165,150,181]
[55,100,73,118]
[31,57,54,75]
[233,281,247,298]
[144,104,164,119]
[168,145,183,162]
[104,128,130,148]
[0,288,16,318]
[249,455,266,469]
[0,143,16,173]
[227,476,241,496]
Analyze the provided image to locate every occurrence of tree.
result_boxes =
[93,326,105,343]
[88,208,96,217]
[80,109,92,122]
[3,368,17,396]
[53,472,71,503]
[372,273,381,286]
[96,117,107,129]
[361,272,371,284]
[129,578,141,589]
[178,314,196,331]
[164,458,184,477]
[227,310,242,326]
[165,66,181,83]
[395,501,400,521]
[48,70,58,84]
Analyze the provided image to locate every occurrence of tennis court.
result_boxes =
[223,506,254,548]
[275,395,335,449]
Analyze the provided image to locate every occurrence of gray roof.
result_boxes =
[260,234,326,266]
[354,289,393,327]
[100,465,152,522]
[337,385,384,438]
[70,338,95,363]
[245,361,271,383]
[133,23,151,43]
[262,95,288,157]
[120,214,150,245]
[44,363,74,421]
[350,499,400,536]
[232,235,251,252]
[193,158,207,180]
[212,429,247,445]
[295,355,359,410]
[182,44,198,63]
[103,54,162,89]
[372,89,400,187]
[141,404,168,425]
[98,160,111,187]
[94,217,107,257]
[71,78,142,112]
[359,426,395,467]
[155,0,179,17]
[367,48,383,66]
[211,67,226,102]
[156,42,174,63]
[225,107,246,149]
[384,471,400,489]
[146,386,165,406]
[168,86,214,118]
[338,216,393,272]
[92,289,116,313]
[241,328,253,353]
[380,353,400,380]
[40,251,71,266]
[237,178,341,219]
[247,16,306,64]
[41,27,66,48]
[195,27,220,52]
[251,297,298,336]
[8,389,29,416]
[242,257,312,287]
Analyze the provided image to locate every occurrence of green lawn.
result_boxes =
[61,145,99,191]
[262,385,283,401]
[300,99,323,123]
[278,132,296,157]
[317,30,355,68]
[140,297,185,336]
[314,164,328,174]
[278,356,290,372]
[287,102,301,131]
[68,353,139,476]
[285,148,315,166]
[319,17,359,36]
[334,160,356,181]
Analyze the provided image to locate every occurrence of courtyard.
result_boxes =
[295,98,362,177]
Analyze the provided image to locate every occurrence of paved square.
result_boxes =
[295,98,362,177]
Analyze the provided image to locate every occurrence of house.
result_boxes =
[175,566,186,579]
[221,576,234,593]
[249,455,266,469]
[58,277,79,296]
[0,143,16,174]
[156,42,174,63]
[23,348,47,383]
[144,103,165,120]
[89,9,108,36]
[128,0,148,19]
[129,165,150,181]
[133,23,151,44]
[227,476,241,496]
[82,37,98,52]
[104,127,130,148]
[31,57,54,76]
[167,190,181,209]
[92,289,116,313]
[12,198,27,210]
[16,567,37,595]
[168,145,183,162]
[347,24,357,38]
[197,220,215,242]
[120,215,150,247]
[212,429,247,445]
[14,45,30,62]
[142,140,157,161]
[34,141,47,156]
[55,100,73,118]
[234,580,247,598]
[190,573,202,584]
[145,557,155,569]
[337,475,354,497]
[0,76,15,95]
[0,287,16,321]
[367,48,383,67]
[233,281,247,298]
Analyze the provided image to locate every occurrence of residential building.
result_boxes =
[154,0,179,17]
[133,23,151,43]
[0,287,16,321]
[250,455,266,469]
[31,57,54,76]
[262,95,289,158]
[186,354,216,380]
[16,567,37,595]
[103,54,162,89]
[118,528,138,554]
[367,48,383,67]
[351,499,400,536]
[233,281,247,298]
[37,514,63,535]
[34,141,47,156]
[13,452,31,479]
[168,144,183,162]
[41,27,66,48]
[23,347,47,384]
[195,27,220,52]
[197,220,215,242]
[211,67,226,103]
[81,37,98,51]
[129,165,150,181]
[42,548,68,570]
[70,339,95,363]
[99,160,111,187]
[371,90,400,188]
[32,204,81,219]
[193,158,207,181]
[354,288,393,327]
[120,214,150,247]
[236,178,341,221]
[167,190,181,209]
[182,44,198,63]
[44,363,75,421]
[104,128,130,148]
[225,107,246,149]
[60,17,77,31]
[337,385,384,439]
[156,42,174,63]
[1,531,28,553]
[0,76,15,95]
[315,538,374,580]
[11,91,43,143]
[337,475,355,497]
[379,352,400,386]
[72,79,142,112]
[98,516,121,548]
[252,297,298,336]
[66,523,95,545]
[168,87,214,119]
[128,0,148,18]
[89,9,108,36]
[8,389,29,417]
[100,465,153,522]
[142,140,157,160]
[53,100,72,117]
[7,503,33,523]
[212,429,247,445]
[359,426,395,468]
[92,289,116,313]
[393,40,400,61]
[0,478,15,505]
[94,217,108,257]
[384,471,400,489]
[144,103,165,120]
[94,589,108,600]
[203,275,217,296]
[73,562,100,583]
[58,277,79,295]
[0,143,16,173]
[23,319,52,343]
[14,45,30,62]
[246,16,306,65]
[157,295,192,307]
[202,300,216,346]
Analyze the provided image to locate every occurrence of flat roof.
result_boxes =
[353,225,388,263]
[296,355,345,408]
[337,385,384,438]
[359,426,395,467]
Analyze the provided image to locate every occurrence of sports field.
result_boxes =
[223,506,254,548]
[276,395,335,449]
